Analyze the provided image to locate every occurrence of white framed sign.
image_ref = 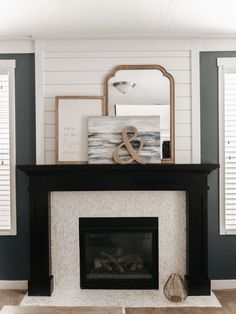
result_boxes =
[56,96,105,163]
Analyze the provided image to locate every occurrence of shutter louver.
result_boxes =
[0,74,11,230]
[224,72,236,232]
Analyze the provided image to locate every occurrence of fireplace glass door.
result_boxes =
[79,217,158,289]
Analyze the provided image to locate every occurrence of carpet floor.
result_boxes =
[1,289,236,313]
[0,290,25,310]
[126,290,236,314]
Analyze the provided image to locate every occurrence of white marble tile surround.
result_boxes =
[51,191,186,290]
[21,191,221,307]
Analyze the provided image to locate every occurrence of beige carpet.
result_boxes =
[1,290,236,314]
[125,290,236,314]
[0,290,25,310]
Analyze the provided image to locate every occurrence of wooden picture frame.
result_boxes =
[56,96,105,164]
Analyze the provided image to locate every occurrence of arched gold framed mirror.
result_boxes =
[103,65,175,163]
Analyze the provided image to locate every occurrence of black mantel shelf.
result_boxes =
[18,163,219,297]
[18,163,218,174]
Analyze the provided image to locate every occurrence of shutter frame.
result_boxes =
[0,62,16,235]
[224,72,236,232]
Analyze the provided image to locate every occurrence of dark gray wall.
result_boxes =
[201,52,236,279]
[0,54,35,279]
[0,52,235,280]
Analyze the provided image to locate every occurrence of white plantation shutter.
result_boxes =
[0,60,16,235]
[0,74,11,230]
[224,72,236,232]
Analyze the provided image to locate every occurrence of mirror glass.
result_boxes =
[107,69,172,160]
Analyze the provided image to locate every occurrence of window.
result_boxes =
[218,58,236,235]
[0,60,16,235]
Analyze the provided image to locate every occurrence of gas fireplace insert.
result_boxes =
[79,217,158,289]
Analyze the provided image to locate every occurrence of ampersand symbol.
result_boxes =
[113,125,150,164]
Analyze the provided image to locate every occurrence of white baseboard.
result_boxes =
[0,280,27,290]
[211,280,236,290]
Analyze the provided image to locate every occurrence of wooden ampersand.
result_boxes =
[113,125,149,164]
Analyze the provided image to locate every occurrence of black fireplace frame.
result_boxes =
[18,163,219,296]
[79,217,159,289]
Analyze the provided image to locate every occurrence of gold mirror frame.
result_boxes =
[103,65,175,163]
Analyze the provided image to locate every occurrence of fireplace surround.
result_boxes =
[19,163,218,297]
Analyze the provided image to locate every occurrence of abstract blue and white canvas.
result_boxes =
[88,116,160,164]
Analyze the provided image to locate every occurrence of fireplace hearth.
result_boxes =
[79,217,158,289]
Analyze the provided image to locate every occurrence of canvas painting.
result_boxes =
[88,116,160,164]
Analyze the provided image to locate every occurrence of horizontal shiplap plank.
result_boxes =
[43,39,192,52]
[44,70,191,85]
[45,96,192,112]
[45,151,56,164]
[45,51,191,58]
[175,110,191,124]
[171,71,191,84]
[44,83,190,97]
[175,123,191,137]
[45,125,56,138]
[45,97,56,111]
[44,71,104,85]
[45,138,56,151]
[175,137,192,150]
[44,84,103,97]
[175,84,191,97]
[175,150,192,163]
[45,111,56,125]
[44,105,191,125]
[175,97,191,111]
[44,57,190,72]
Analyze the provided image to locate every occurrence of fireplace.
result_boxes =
[79,217,158,289]
[19,164,219,296]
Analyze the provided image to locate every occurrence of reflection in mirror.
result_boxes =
[108,70,171,160]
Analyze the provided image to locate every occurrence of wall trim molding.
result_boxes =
[0,40,34,53]
[35,40,45,164]
[0,280,28,290]
[211,280,236,290]
[191,39,201,163]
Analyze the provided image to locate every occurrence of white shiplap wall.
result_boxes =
[39,40,193,164]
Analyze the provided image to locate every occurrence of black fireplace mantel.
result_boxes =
[18,163,218,297]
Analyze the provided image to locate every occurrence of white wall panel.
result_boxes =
[175,150,192,163]
[45,125,56,138]
[44,57,190,72]
[44,70,191,85]
[44,97,55,111]
[175,84,191,97]
[44,84,103,97]
[43,39,194,52]
[44,96,192,113]
[44,111,56,125]
[39,40,194,164]
[45,138,56,151]
[175,97,191,111]
[175,137,191,150]
[44,51,191,58]
[45,151,56,164]
[175,124,192,137]
[175,110,191,124]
